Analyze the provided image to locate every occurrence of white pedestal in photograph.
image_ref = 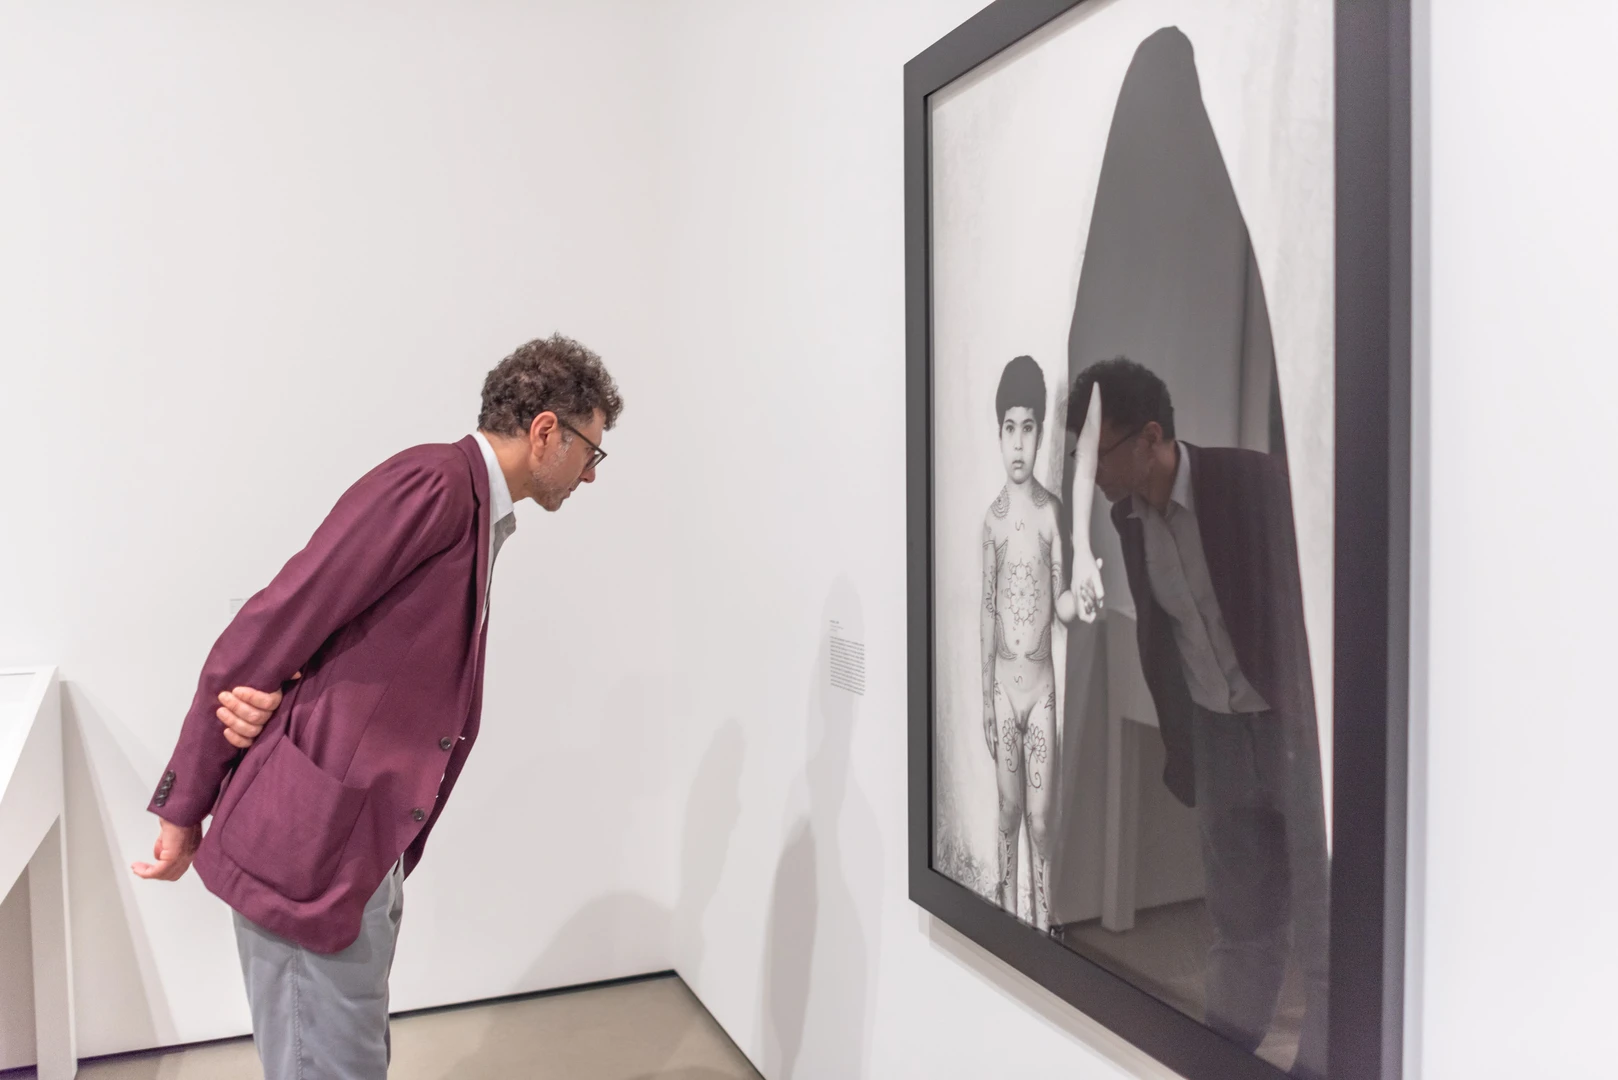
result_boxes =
[1101,614,1156,932]
[1099,613,1208,933]
[0,666,78,1080]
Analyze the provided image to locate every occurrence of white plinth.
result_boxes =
[0,666,78,1080]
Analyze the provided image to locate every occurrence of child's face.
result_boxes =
[999,406,1040,483]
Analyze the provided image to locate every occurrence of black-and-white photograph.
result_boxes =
[923,3,1336,1076]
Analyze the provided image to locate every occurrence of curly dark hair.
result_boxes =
[1068,356,1175,440]
[477,333,624,438]
[996,355,1048,430]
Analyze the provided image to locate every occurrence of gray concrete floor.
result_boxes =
[3,975,760,1080]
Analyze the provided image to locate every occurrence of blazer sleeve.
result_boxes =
[149,451,473,826]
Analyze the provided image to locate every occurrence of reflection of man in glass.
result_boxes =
[980,356,1063,930]
[1069,357,1329,1079]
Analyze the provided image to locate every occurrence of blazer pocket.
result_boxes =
[219,736,368,902]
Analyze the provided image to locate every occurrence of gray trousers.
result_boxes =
[1190,706,1330,1080]
[234,860,405,1080]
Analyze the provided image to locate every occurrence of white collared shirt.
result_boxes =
[472,431,517,625]
[1130,445,1269,715]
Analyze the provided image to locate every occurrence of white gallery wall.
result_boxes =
[1412,2,1618,1078]
[3,1,1616,1078]
[0,0,683,1065]
[640,1,1618,1077]
[646,1,1188,1077]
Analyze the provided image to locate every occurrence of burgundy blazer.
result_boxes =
[149,436,494,953]
[1110,443,1319,807]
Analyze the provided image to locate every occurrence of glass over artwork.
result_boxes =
[927,4,1334,1077]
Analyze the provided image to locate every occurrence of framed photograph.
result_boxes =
[904,2,1410,1078]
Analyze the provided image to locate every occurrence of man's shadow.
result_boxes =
[758,577,880,1078]
[443,719,747,1077]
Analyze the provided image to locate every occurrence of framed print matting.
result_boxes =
[905,2,1410,1079]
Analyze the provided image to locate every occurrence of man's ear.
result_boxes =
[1141,420,1166,448]
[527,410,559,451]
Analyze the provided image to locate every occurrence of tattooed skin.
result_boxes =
[982,466,1063,925]
[981,525,997,614]
[995,615,1018,661]
[1029,826,1050,928]
[998,827,1017,907]
[1001,713,1021,774]
[992,534,1020,658]
[1025,710,1050,791]
[1005,557,1040,628]
[1025,623,1053,662]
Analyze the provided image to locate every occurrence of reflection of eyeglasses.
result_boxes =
[558,418,607,471]
[1070,423,1145,459]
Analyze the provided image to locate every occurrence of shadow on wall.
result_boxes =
[446,719,747,1076]
[924,913,1184,1080]
[0,870,35,1069]
[758,576,882,1079]
[0,684,189,1069]
[62,684,177,1056]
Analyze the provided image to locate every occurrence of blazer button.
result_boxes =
[439,737,453,751]
[411,808,425,822]
[155,795,167,807]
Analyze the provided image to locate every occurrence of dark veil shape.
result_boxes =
[1050,14,1293,1002]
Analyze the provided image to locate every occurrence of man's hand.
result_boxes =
[132,819,202,882]
[217,671,300,749]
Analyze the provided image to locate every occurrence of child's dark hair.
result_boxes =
[996,355,1047,430]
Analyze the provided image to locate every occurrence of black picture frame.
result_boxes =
[904,2,1411,1078]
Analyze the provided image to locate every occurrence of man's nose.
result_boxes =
[581,466,597,484]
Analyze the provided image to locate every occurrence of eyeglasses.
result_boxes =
[1070,423,1145,459]
[557,418,607,471]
